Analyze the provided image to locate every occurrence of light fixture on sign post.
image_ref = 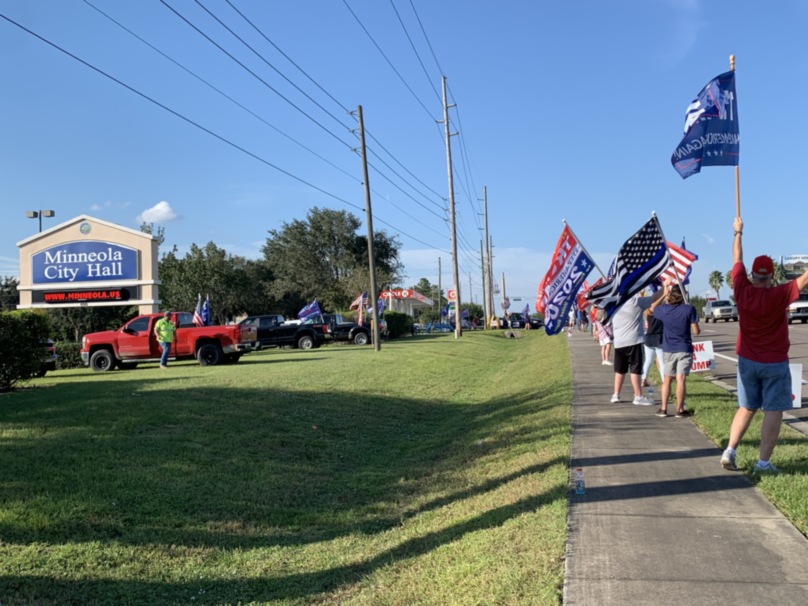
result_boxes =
[26,209,55,232]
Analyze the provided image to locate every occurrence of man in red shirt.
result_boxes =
[721,217,808,474]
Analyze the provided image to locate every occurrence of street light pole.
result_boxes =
[25,209,55,232]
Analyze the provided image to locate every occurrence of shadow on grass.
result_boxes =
[0,482,565,604]
[0,361,570,603]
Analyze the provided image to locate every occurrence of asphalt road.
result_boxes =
[696,317,808,417]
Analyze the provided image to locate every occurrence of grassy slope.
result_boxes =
[0,331,572,606]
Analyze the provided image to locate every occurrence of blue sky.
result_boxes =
[2,1,807,314]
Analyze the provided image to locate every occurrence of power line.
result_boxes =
[0,11,443,254]
[160,0,354,151]
[388,0,441,104]
[81,0,360,185]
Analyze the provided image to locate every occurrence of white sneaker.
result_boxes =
[633,395,653,406]
[603,360,613,365]
[610,394,620,403]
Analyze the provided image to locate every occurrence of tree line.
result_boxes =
[2,207,471,340]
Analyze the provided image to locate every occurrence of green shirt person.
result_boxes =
[154,312,176,368]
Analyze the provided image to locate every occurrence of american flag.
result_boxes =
[586,217,669,323]
[193,294,204,327]
[660,241,698,286]
[349,292,368,310]
[350,292,368,326]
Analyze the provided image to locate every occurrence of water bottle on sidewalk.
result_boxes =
[574,467,586,495]
[648,385,654,403]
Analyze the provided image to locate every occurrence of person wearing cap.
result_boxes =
[154,311,176,369]
[720,216,808,474]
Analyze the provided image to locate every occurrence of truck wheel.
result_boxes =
[353,332,370,346]
[90,350,115,372]
[297,335,315,350]
[198,343,223,366]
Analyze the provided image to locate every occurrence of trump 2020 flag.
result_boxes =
[586,217,669,323]
[201,295,211,325]
[298,299,321,322]
[671,70,739,179]
[193,294,204,327]
[536,225,594,336]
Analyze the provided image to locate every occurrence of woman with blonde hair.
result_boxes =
[592,308,613,366]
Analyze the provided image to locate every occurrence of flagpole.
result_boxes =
[563,220,607,279]
[731,54,741,218]
[652,213,689,305]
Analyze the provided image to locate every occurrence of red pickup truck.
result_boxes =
[81,311,256,372]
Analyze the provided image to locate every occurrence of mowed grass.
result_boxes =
[685,373,808,533]
[0,330,572,606]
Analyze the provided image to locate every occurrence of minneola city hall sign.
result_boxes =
[17,215,160,314]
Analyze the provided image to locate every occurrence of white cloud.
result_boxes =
[136,201,180,224]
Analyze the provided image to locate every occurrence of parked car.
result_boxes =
[35,339,57,377]
[703,300,738,323]
[508,313,530,329]
[321,313,373,345]
[529,317,543,330]
[788,292,808,324]
[239,314,328,350]
[81,311,256,371]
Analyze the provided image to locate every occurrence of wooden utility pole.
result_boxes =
[441,76,461,339]
[357,105,380,351]
[483,186,494,328]
[437,256,442,317]
[480,239,487,325]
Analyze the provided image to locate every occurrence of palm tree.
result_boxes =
[709,270,725,298]
[725,270,733,290]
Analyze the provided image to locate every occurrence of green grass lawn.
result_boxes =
[686,374,808,532]
[0,331,572,606]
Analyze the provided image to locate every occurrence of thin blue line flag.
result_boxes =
[671,70,739,179]
[586,217,669,323]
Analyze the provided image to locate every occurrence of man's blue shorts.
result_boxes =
[737,356,793,412]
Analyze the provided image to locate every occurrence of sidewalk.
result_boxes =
[563,332,808,605]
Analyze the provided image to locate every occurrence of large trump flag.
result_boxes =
[671,70,739,179]
[536,225,594,336]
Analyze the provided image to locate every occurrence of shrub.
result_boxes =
[56,341,84,370]
[0,310,51,392]
[384,311,411,339]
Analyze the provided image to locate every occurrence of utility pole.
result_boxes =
[441,76,461,339]
[480,239,486,324]
[357,105,380,351]
[501,271,508,322]
[437,256,442,317]
[483,186,494,329]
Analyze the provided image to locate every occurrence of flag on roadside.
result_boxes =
[585,217,669,323]
[536,224,595,336]
[193,294,204,327]
[349,292,368,310]
[577,278,603,311]
[201,294,211,325]
[298,299,321,322]
[660,241,698,286]
[671,70,739,179]
[680,238,696,285]
[522,303,530,321]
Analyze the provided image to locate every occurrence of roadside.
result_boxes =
[564,331,808,605]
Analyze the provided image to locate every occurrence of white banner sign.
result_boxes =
[791,363,803,408]
[690,340,715,372]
